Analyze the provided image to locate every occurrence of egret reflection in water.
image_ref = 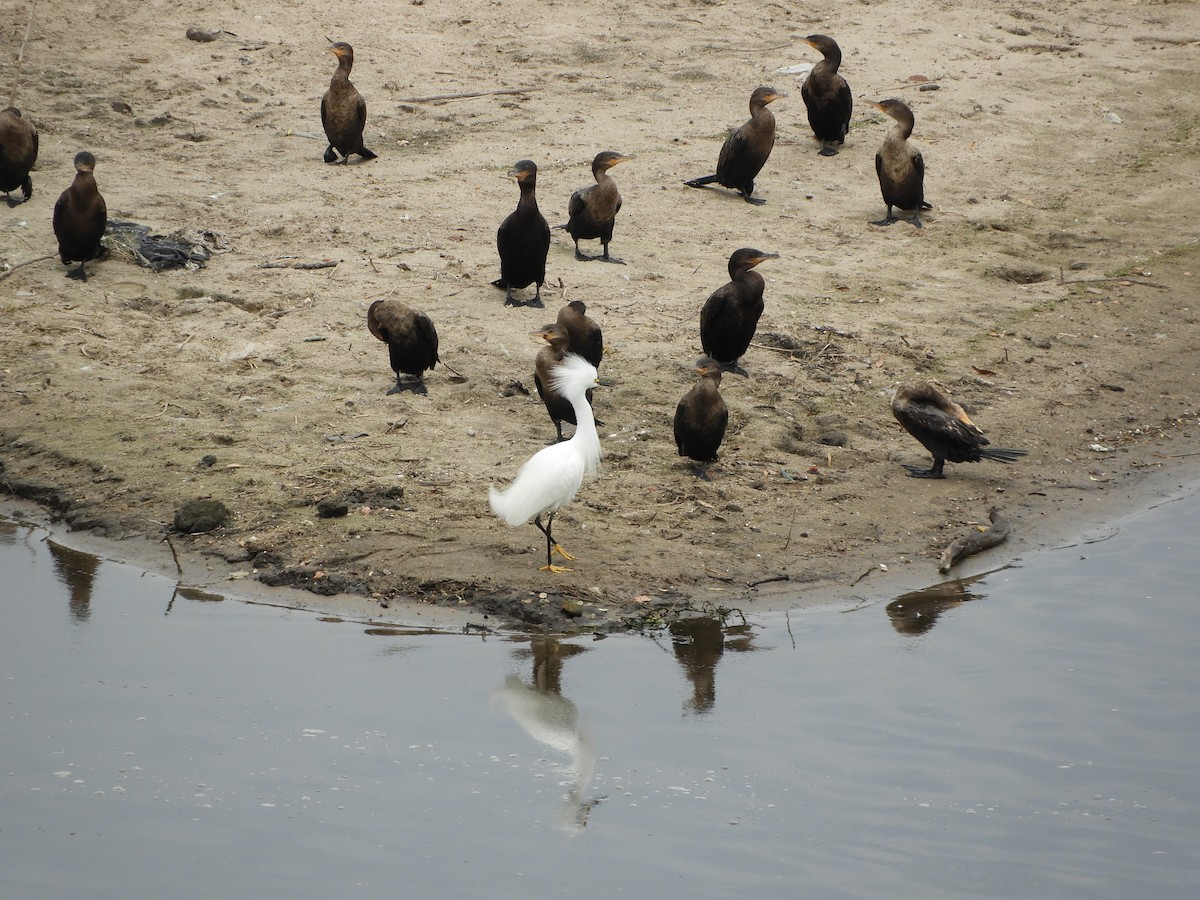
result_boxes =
[494,636,600,833]
[885,573,988,636]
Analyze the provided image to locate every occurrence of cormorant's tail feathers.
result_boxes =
[684,175,719,188]
[981,448,1028,463]
[919,200,933,210]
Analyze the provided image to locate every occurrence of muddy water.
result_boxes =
[2,491,1199,899]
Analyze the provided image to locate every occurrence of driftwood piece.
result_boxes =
[939,508,1010,573]
[257,259,340,270]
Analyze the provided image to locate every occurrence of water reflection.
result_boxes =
[885,573,988,636]
[494,636,601,833]
[3,494,1200,898]
[46,539,99,622]
[669,614,757,714]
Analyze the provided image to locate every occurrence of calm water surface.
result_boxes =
[2,492,1198,899]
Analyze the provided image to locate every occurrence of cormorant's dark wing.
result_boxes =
[912,148,926,202]
[567,186,587,222]
[414,312,439,366]
[901,404,983,448]
[715,125,748,177]
[699,286,733,353]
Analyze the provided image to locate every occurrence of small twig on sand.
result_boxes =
[396,87,542,103]
[162,534,183,577]
[748,574,789,588]
[850,565,876,586]
[704,41,792,53]
[439,359,466,379]
[1058,266,1166,289]
[0,253,56,280]
[939,508,1010,573]
[8,0,36,106]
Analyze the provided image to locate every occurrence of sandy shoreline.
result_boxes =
[2,0,1198,629]
[5,432,1198,632]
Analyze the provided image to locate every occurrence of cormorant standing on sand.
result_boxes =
[699,248,779,374]
[321,42,377,164]
[800,34,852,156]
[559,151,632,263]
[684,86,784,205]
[674,357,729,480]
[891,380,1027,479]
[867,98,931,227]
[0,107,37,205]
[52,151,107,281]
[366,298,439,394]
[494,159,551,307]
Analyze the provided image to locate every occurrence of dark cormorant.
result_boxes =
[800,35,852,156]
[494,159,551,307]
[559,151,632,263]
[532,324,579,442]
[891,381,1028,479]
[674,357,729,480]
[866,98,931,227]
[366,298,439,394]
[684,86,784,205]
[52,151,107,281]
[321,42,377,164]
[555,300,603,370]
[699,248,779,374]
[0,107,38,206]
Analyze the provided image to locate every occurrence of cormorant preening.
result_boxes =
[366,298,439,394]
[0,107,37,205]
[494,159,551,307]
[699,248,779,374]
[52,151,107,281]
[321,42,377,164]
[684,86,784,205]
[891,380,1028,479]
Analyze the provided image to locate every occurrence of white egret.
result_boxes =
[489,354,602,572]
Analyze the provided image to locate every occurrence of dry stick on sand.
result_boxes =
[1058,267,1167,289]
[395,87,542,103]
[9,0,37,106]
[0,254,57,280]
[939,508,1011,574]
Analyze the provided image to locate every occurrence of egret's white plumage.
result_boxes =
[489,354,601,571]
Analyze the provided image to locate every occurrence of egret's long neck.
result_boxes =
[568,392,600,472]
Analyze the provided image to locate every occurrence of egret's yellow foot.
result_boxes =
[539,563,574,573]
[551,544,577,561]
